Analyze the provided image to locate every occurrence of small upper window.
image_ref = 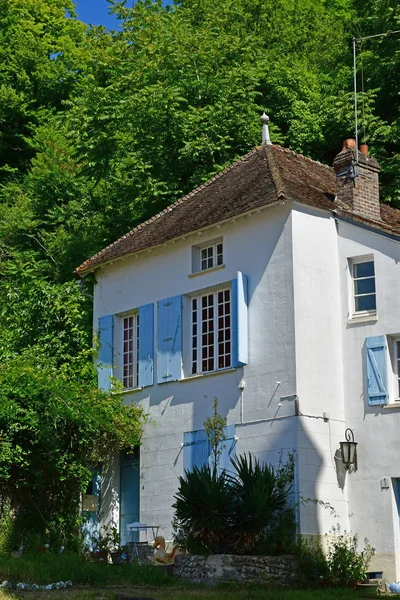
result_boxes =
[350,257,376,315]
[201,242,223,271]
[191,238,224,274]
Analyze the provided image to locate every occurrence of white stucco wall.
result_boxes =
[337,220,400,580]
[291,205,349,537]
[95,204,299,538]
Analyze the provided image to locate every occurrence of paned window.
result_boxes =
[191,288,231,374]
[200,242,223,271]
[123,313,139,389]
[351,259,376,313]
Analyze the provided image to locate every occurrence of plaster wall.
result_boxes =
[337,220,400,581]
[291,205,349,536]
[95,205,299,538]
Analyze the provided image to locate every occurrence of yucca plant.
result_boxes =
[228,454,291,553]
[173,453,293,555]
[173,465,235,554]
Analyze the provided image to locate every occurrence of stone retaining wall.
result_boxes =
[174,554,297,585]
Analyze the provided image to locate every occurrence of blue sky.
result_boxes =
[74,0,120,29]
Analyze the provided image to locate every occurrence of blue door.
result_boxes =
[120,448,140,546]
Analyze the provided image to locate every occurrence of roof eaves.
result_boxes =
[78,198,286,277]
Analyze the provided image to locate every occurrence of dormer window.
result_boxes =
[191,238,224,275]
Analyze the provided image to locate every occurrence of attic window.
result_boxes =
[192,238,224,274]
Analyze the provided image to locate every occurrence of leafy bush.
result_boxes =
[296,537,330,586]
[297,527,374,587]
[173,453,293,555]
[327,527,374,587]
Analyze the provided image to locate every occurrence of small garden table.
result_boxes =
[126,523,160,565]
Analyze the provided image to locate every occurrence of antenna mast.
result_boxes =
[352,29,400,171]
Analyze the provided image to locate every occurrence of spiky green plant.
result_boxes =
[173,453,293,555]
[228,454,291,552]
[173,465,234,553]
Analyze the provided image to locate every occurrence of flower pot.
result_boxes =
[111,552,122,565]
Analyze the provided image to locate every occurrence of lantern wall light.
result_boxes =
[340,428,358,472]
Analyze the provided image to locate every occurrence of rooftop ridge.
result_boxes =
[263,145,286,199]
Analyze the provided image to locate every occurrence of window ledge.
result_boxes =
[115,386,143,395]
[188,264,226,278]
[178,367,237,382]
[347,312,377,325]
[384,402,400,410]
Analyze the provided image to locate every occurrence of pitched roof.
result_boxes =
[76,144,400,275]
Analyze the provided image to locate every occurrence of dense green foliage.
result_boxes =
[0,356,145,544]
[0,0,399,543]
[296,530,374,587]
[173,453,292,555]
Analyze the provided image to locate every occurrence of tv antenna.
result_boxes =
[353,30,400,167]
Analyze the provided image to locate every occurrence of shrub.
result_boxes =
[173,453,293,555]
[173,465,235,554]
[327,527,374,587]
[296,527,374,587]
[296,537,330,586]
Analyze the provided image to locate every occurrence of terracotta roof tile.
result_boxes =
[76,145,400,275]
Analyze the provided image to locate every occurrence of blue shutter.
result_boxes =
[231,272,248,367]
[217,425,237,475]
[183,430,210,472]
[98,315,114,391]
[157,295,182,383]
[138,303,154,388]
[366,336,388,405]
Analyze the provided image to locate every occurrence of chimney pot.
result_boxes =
[359,144,369,156]
[342,138,356,152]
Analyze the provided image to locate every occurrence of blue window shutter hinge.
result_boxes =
[163,373,172,379]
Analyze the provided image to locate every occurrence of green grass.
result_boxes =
[0,552,173,586]
[0,585,379,600]
[0,553,379,600]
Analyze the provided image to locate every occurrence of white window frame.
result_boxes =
[348,255,377,318]
[121,311,140,390]
[191,237,224,274]
[389,336,400,403]
[191,286,232,375]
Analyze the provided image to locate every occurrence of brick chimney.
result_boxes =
[333,139,381,221]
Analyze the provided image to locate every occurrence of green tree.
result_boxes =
[0,0,87,181]
[0,354,145,544]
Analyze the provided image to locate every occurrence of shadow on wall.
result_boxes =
[100,456,120,531]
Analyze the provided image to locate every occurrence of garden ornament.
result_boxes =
[153,536,182,565]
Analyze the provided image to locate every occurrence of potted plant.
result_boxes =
[109,527,126,565]
[91,525,119,562]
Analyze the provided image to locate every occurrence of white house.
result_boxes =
[77,135,400,579]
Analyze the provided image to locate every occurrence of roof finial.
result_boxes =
[260,112,271,145]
